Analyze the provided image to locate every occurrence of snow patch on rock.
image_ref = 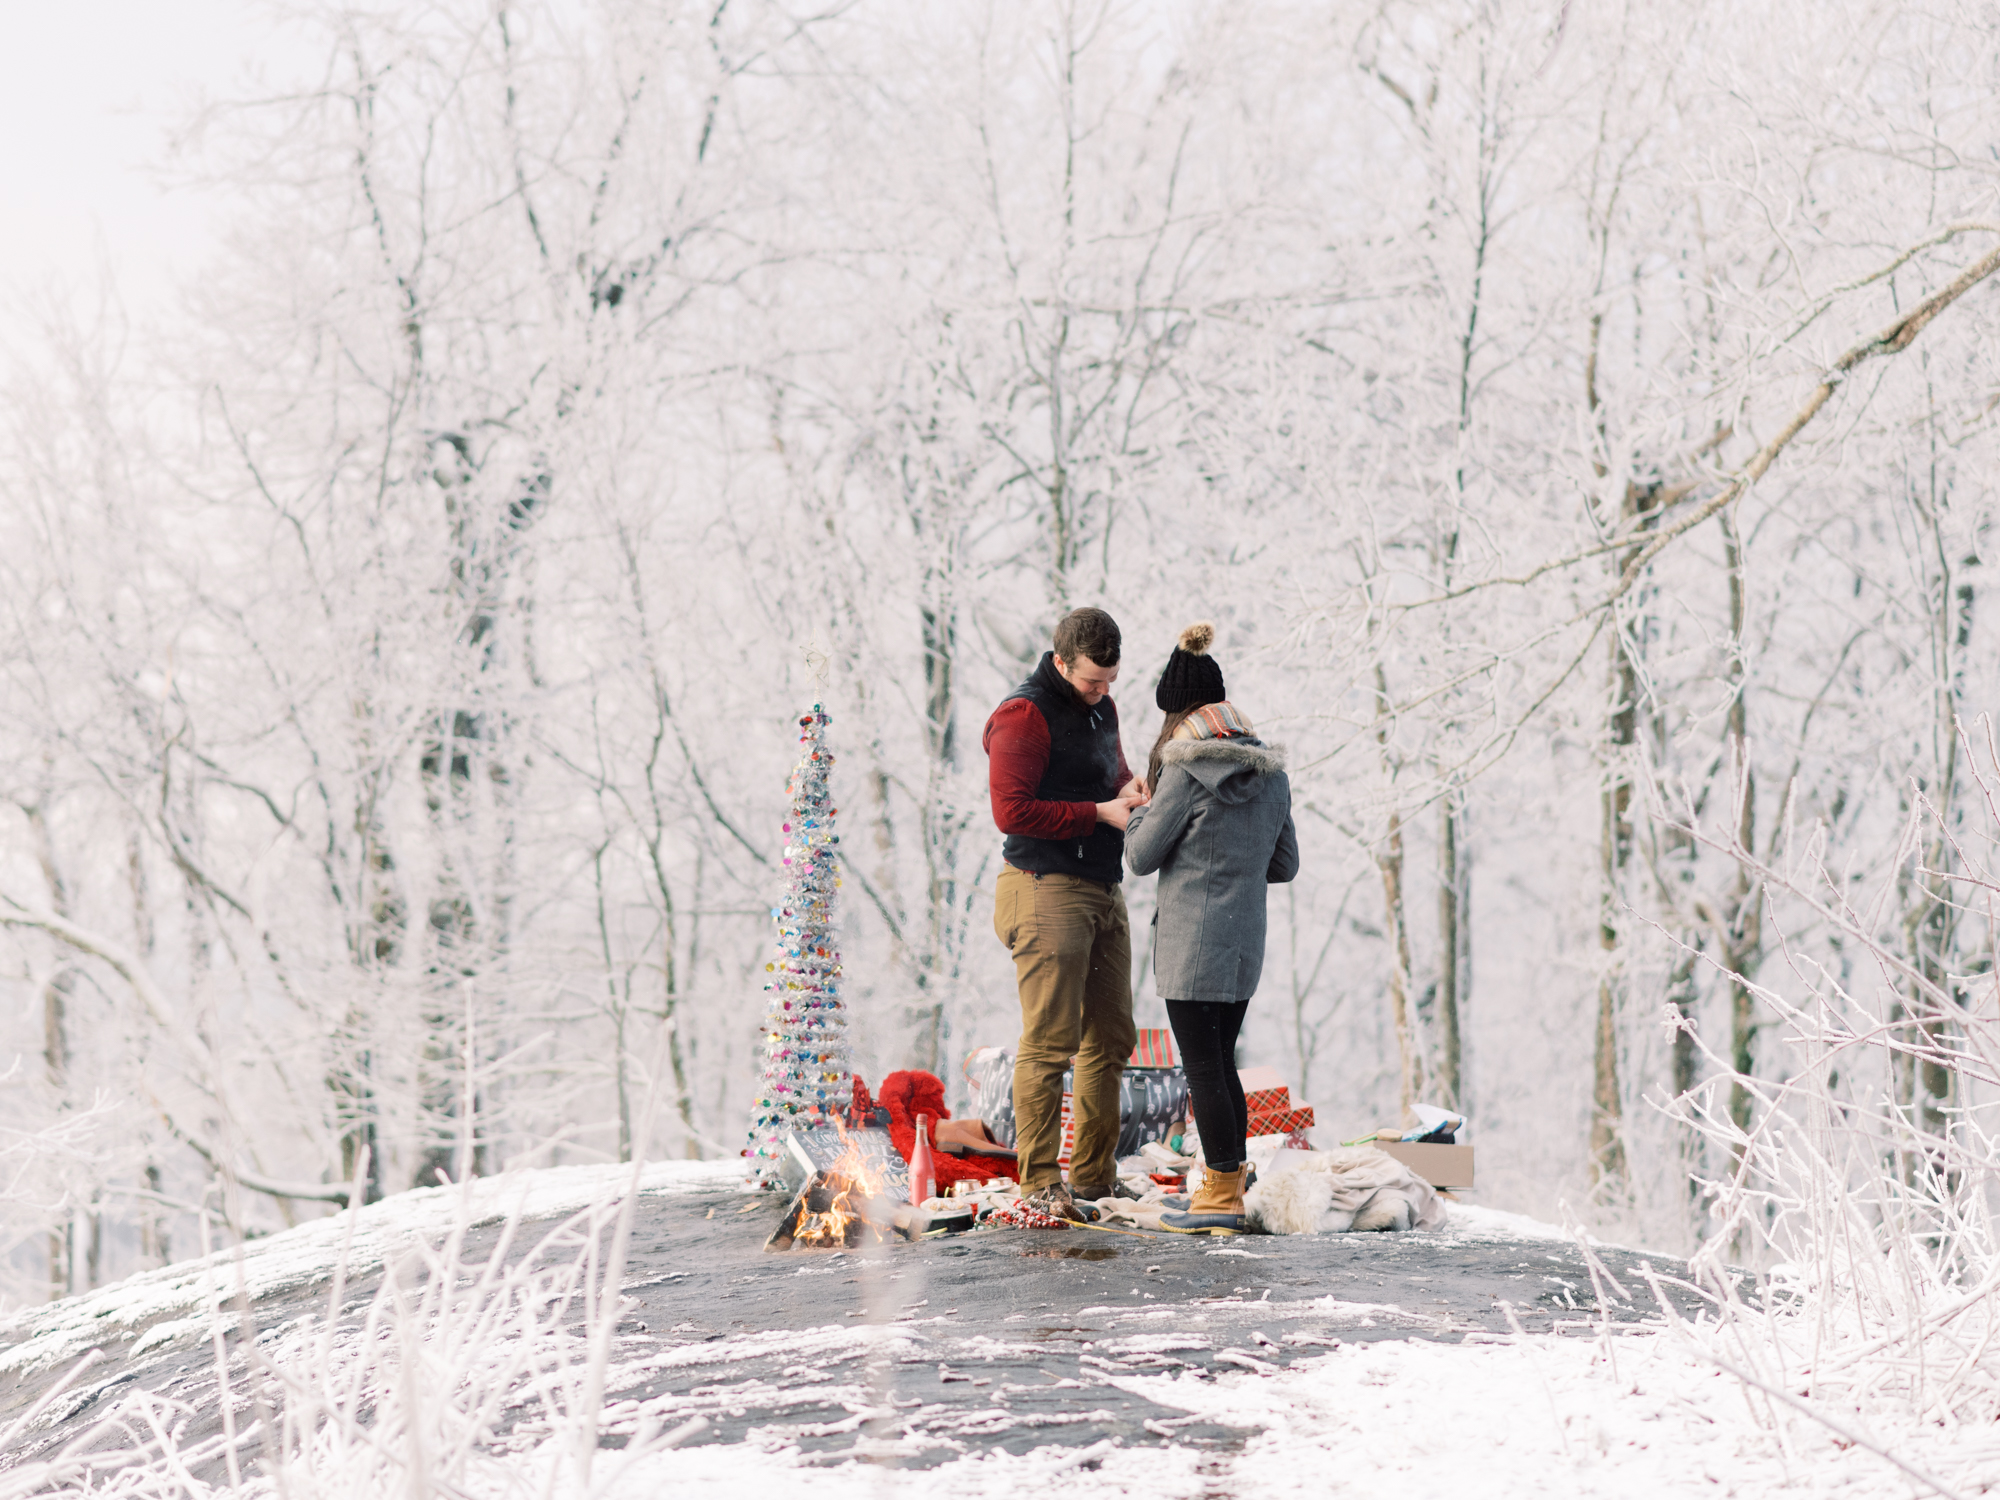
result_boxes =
[0,1158,743,1375]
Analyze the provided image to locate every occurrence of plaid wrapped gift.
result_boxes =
[1129,1029,1176,1067]
[1243,1084,1292,1115]
[1238,1066,1289,1117]
[1245,1103,1316,1135]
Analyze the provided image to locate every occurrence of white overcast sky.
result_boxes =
[2,1,315,325]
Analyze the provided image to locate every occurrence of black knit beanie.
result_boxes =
[1155,621,1225,712]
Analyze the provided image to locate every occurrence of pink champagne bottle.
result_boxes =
[911,1113,938,1204]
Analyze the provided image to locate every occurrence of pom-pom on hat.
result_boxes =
[1155,620,1227,712]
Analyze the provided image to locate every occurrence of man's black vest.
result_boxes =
[1001,652,1126,883]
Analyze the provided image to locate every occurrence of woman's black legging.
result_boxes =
[1165,999,1250,1172]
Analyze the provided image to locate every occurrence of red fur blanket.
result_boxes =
[872,1070,1019,1187]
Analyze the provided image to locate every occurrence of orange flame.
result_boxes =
[792,1120,892,1248]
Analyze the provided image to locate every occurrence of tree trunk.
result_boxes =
[25,793,77,1298]
[666,865,699,1160]
[1592,617,1636,1191]
[1380,809,1421,1123]
[1909,439,1971,1161]
[1718,509,1763,1156]
[1374,663,1423,1121]
[908,572,961,1078]
[1898,563,1968,1176]
[337,733,401,1205]
[140,1161,171,1267]
[594,843,632,1164]
[1435,789,1468,1112]
[1665,952,1702,1213]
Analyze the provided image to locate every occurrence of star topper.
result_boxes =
[802,636,830,686]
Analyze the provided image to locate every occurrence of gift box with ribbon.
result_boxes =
[1129,1028,1177,1068]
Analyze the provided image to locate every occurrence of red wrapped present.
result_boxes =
[1129,1028,1176,1067]
[1243,1085,1292,1115]
[1246,1103,1316,1136]
[1238,1066,1290,1116]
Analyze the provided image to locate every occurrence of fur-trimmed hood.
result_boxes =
[1159,736,1286,773]
[1159,735,1285,803]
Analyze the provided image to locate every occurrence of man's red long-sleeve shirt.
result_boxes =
[982,695,1133,842]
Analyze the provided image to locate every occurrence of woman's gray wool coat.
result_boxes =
[1124,737,1299,1003]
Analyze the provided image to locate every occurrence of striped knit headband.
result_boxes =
[1171,701,1255,740]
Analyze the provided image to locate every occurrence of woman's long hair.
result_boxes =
[1146,705,1202,793]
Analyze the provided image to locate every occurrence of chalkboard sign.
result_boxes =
[778,1124,911,1200]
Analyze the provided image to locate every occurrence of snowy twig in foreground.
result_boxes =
[0,1349,102,1465]
[0,1166,706,1497]
[1497,1300,1572,1460]
[1694,1349,1966,1500]
[1639,717,2000,1486]
[573,1020,674,1491]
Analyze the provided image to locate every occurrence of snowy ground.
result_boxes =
[618,1328,1999,1499]
[3,1161,1993,1498]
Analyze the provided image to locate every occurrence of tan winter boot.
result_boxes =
[1160,1165,1247,1234]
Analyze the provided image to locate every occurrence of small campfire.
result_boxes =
[765,1121,972,1251]
[785,1121,891,1248]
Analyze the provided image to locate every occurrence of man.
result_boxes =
[983,606,1146,1220]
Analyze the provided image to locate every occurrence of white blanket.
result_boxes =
[1086,1145,1446,1234]
[1243,1146,1447,1233]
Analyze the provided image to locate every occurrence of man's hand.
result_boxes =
[1094,792,1143,831]
[1119,776,1150,804]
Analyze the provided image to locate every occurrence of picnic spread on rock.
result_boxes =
[739,699,1474,1251]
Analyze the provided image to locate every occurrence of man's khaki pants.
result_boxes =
[994,867,1136,1193]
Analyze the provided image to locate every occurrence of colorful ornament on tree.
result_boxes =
[742,703,853,1186]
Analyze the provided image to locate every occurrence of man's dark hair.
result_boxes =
[1052,607,1121,668]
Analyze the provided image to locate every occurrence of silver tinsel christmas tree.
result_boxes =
[742,703,853,1185]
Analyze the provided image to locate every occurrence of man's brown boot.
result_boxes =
[1021,1182,1098,1223]
[1159,1165,1247,1234]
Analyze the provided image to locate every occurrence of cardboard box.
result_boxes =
[1377,1141,1475,1189]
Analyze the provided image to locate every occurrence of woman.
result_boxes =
[1125,622,1299,1234]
